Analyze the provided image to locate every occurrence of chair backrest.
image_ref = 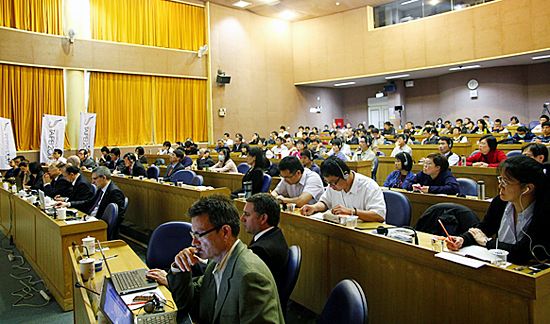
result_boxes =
[102,203,119,240]
[506,150,522,158]
[469,149,479,157]
[261,173,272,192]
[147,165,160,179]
[376,151,385,157]
[318,279,368,324]
[415,202,480,236]
[171,170,196,184]
[146,222,193,270]
[457,178,477,196]
[529,120,539,130]
[191,175,203,186]
[237,163,251,174]
[371,157,379,181]
[279,245,302,312]
[383,190,411,227]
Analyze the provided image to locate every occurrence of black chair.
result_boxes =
[147,222,193,270]
[415,203,480,236]
[280,245,302,317]
[102,203,119,240]
[261,173,272,193]
[318,279,368,324]
[457,178,477,196]
[371,157,379,181]
[147,165,160,179]
[383,190,412,227]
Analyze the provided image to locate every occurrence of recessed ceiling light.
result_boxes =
[401,0,419,5]
[428,0,440,5]
[335,2,340,5]
[334,81,356,87]
[233,1,251,8]
[532,54,550,60]
[279,10,298,20]
[385,74,410,80]
[449,64,481,71]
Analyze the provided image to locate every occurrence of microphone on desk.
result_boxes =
[75,282,100,295]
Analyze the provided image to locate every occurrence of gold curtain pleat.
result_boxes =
[153,76,207,143]
[0,0,62,34]
[0,64,67,150]
[90,0,205,51]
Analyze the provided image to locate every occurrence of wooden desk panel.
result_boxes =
[234,200,550,323]
[0,187,12,235]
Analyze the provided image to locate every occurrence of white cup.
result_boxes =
[12,185,17,193]
[489,249,509,267]
[237,193,246,199]
[79,257,95,281]
[344,216,358,228]
[2,182,8,190]
[287,203,296,212]
[57,207,67,220]
[82,236,96,255]
[27,196,37,204]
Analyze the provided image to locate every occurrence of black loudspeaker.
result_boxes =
[216,75,231,84]
[394,105,404,112]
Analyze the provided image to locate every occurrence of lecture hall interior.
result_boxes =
[1,0,550,323]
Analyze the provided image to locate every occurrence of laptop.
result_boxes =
[38,189,55,213]
[99,277,177,324]
[97,240,158,295]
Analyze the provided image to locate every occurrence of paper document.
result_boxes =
[435,252,485,268]
[120,288,167,310]
[455,245,494,263]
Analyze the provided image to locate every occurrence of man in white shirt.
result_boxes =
[48,148,67,165]
[438,136,460,166]
[271,156,324,207]
[223,132,234,148]
[270,136,289,158]
[301,156,386,222]
[352,136,376,162]
[391,134,413,157]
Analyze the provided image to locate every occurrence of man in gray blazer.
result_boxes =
[166,195,284,323]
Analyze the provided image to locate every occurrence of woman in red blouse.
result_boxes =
[466,135,507,167]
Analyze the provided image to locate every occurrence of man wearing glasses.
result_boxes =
[271,156,324,207]
[301,156,386,222]
[161,195,284,323]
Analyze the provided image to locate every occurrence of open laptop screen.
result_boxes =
[100,278,134,324]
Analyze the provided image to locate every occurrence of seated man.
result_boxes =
[77,149,97,169]
[408,153,459,195]
[536,121,550,143]
[301,156,386,222]
[196,148,215,170]
[271,156,324,207]
[4,155,24,178]
[438,136,460,166]
[48,148,67,165]
[55,165,94,206]
[43,162,73,198]
[391,134,413,157]
[164,149,187,181]
[352,135,376,162]
[511,126,535,143]
[108,148,125,172]
[241,193,289,291]
[422,128,440,145]
[121,153,147,177]
[163,195,284,323]
[56,166,126,222]
[522,143,548,163]
[299,149,321,176]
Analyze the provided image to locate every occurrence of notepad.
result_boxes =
[435,252,485,268]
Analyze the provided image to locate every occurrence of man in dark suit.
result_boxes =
[121,153,146,177]
[108,148,125,172]
[54,165,94,207]
[231,133,244,153]
[77,149,97,169]
[150,195,283,323]
[42,162,73,198]
[241,193,289,290]
[57,166,126,227]
[163,150,186,181]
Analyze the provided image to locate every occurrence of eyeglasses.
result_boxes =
[281,172,297,180]
[189,226,220,240]
[326,177,342,187]
[497,176,515,187]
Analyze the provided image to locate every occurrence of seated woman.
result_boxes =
[474,119,490,135]
[210,148,238,173]
[135,146,148,165]
[466,135,507,167]
[240,144,250,158]
[384,152,415,189]
[447,156,550,264]
[232,147,267,198]
[407,153,459,195]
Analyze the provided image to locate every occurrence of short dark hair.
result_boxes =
[396,134,407,141]
[455,119,463,123]
[123,152,136,162]
[543,121,550,128]
[426,153,449,172]
[522,143,548,162]
[19,161,28,168]
[111,148,121,157]
[246,193,280,227]
[331,138,343,148]
[188,195,240,237]
[163,141,171,148]
[439,136,453,149]
[301,149,314,161]
[320,156,350,178]
[29,162,42,174]
[78,148,88,155]
[278,156,304,174]
[395,152,413,172]
[480,135,497,151]
[371,128,380,134]
[174,149,184,160]
[65,165,81,174]
[135,146,145,155]
[495,119,502,123]
[540,115,549,121]
[516,126,529,133]
[54,148,63,155]
[101,146,110,154]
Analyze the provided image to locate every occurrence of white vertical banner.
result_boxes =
[40,114,67,163]
[78,112,97,157]
[0,118,17,170]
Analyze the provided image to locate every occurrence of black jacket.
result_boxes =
[28,171,45,190]
[249,227,289,291]
[71,181,126,222]
[164,162,185,181]
[122,162,147,177]
[43,175,73,198]
[108,158,125,172]
[68,174,95,203]
[197,157,215,170]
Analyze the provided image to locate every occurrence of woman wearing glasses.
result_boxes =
[447,156,550,264]
[407,153,459,195]
[466,135,507,167]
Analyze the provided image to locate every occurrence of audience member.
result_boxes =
[210,148,238,173]
[438,136,460,166]
[408,153,459,195]
[56,165,94,206]
[164,150,188,181]
[466,135,507,167]
[271,156,324,207]
[108,148,125,172]
[521,143,548,163]
[78,149,97,169]
[531,115,549,133]
[536,121,550,143]
[391,134,413,157]
[233,147,267,197]
[352,136,376,162]
[135,146,148,164]
[158,141,174,155]
[122,153,147,177]
[511,126,535,143]
[196,148,215,170]
[383,152,415,189]
[299,149,321,176]
[42,162,73,198]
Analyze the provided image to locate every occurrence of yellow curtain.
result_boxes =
[153,76,207,143]
[90,0,205,50]
[88,73,153,147]
[0,64,66,150]
[0,0,62,34]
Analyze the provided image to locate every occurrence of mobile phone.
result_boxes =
[529,263,550,271]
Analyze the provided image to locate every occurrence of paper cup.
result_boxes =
[57,208,67,220]
[82,236,96,255]
[287,203,296,212]
[79,258,95,281]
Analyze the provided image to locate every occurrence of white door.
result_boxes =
[367,97,389,129]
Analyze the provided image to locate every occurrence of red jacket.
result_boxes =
[466,149,507,167]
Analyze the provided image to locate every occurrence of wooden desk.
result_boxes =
[144,154,199,166]
[81,172,231,232]
[234,200,550,323]
[377,144,472,162]
[0,187,107,311]
[69,240,177,323]
[193,170,281,192]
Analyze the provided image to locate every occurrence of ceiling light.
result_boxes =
[532,54,550,60]
[336,2,340,5]
[279,10,298,20]
[429,0,440,5]
[385,74,410,80]
[401,0,419,5]
[449,64,481,71]
[334,81,356,87]
[232,1,251,8]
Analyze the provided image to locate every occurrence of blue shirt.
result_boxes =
[408,169,459,195]
[383,170,415,189]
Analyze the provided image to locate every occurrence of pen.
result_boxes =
[437,219,451,238]
[102,254,118,260]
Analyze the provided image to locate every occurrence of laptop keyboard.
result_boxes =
[113,269,152,292]
[136,312,177,324]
